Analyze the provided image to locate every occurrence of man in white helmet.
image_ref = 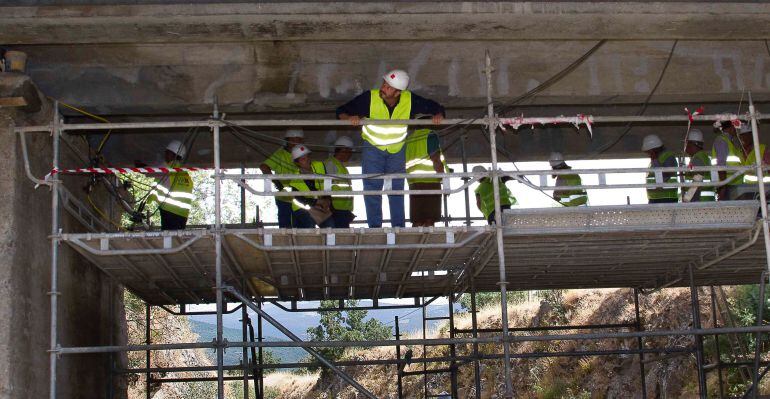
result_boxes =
[682,129,714,202]
[287,145,334,228]
[324,136,355,228]
[712,118,744,200]
[473,165,517,224]
[641,134,679,203]
[737,125,770,185]
[260,129,305,228]
[549,152,587,207]
[146,140,194,230]
[336,69,445,228]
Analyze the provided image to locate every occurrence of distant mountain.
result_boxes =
[189,319,306,367]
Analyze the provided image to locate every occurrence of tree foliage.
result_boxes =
[305,300,392,370]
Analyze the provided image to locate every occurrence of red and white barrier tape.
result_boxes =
[45,166,208,180]
[499,114,594,137]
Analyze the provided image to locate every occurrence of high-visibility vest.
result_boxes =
[362,89,411,154]
[474,178,517,220]
[288,161,327,211]
[150,163,194,218]
[405,129,447,185]
[264,148,300,203]
[646,150,679,201]
[743,144,770,184]
[685,151,715,202]
[554,173,588,207]
[323,156,354,211]
[711,133,744,186]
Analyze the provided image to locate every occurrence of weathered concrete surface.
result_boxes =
[0,86,126,398]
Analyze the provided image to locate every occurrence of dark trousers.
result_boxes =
[648,198,678,204]
[160,209,188,230]
[292,209,335,228]
[276,199,293,228]
[332,210,355,228]
[487,205,512,225]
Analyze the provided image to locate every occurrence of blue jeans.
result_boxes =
[362,141,405,227]
[276,199,293,228]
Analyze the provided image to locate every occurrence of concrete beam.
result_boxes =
[0,73,42,113]
[2,2,770,44]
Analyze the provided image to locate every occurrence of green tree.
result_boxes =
[305,300,392,371]
[458,291,527,311]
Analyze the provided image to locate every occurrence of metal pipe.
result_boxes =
[15,113,770,134]
[241,301,249,399]
[634,288,647,399]
[485,50,515,398]
[470,276,482,399]
[749,94,770,278]
[48,101,60,399]
[688,264,708,398]
[257,301,264,399]
[461,133,471,226]
[213,107,225,399]
[54,325,770,353]
[751,272,767,399]
[145,304,151,399]
[17,127,53,187]
[449,295,459,399]
[395,316,403,399]
[710,286,725,399]
[224,286,377,399]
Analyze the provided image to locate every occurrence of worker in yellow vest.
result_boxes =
[260,129,304,227]
[324,136,355,228]
[738,125,770,184]
[288,145,334,228]
[642,134,679,203]
[549,152,588,207]
[711,119,744,200]
[682,129,715,202]
[336,69,445,228]
[148,140,194,230]
[473,166,517,224]
[405,129,447,226]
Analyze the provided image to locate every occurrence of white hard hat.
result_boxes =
[549,152,565,167]
[291,145,311,160]
[739,125,753,135]
[687,129,704,143]
[285,129,304,139]
[472,165,487,174]
[166,140,187,158]
[641,134,664,152]
[383,69,410,91]
[334,136,354,148]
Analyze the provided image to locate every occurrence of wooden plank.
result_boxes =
[0,96,27,107]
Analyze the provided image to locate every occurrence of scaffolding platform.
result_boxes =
[60,201,766,305]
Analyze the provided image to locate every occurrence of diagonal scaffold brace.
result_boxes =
[223,285,378,399]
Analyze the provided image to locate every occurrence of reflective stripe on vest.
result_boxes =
[646,150,679,201]
[685,151,715,202]
[362,90,411,154]
[474,179,517,219]
[151,169,194,218]
[288,161,327,211]
[405,129,447,184]
[324,157,354,211]
[554,174,587,207]
[711,134,744,185]
[743,144,770,183]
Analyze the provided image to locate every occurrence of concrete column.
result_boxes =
[0,75,126,399]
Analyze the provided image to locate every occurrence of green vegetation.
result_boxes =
[305,300,392,371]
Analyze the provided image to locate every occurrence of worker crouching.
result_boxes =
[288,145,334,228]
[473,166,517,224]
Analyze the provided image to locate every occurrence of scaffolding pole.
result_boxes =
[48,101,60,399]
[688,264,708,398]
[633,288,647,398]
[710,286,725,398]
[145,304,151,399]
[485,50,515,398]
[213,103,225,399]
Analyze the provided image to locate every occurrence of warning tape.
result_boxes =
[46,166,209,180]
[499,114,594,137]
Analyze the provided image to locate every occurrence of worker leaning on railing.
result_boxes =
[642,134,679,204]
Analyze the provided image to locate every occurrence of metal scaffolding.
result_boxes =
[14,55,770,399]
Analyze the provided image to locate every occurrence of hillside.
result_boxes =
[271,288,770,398]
